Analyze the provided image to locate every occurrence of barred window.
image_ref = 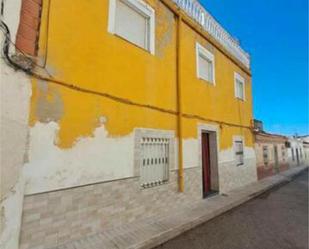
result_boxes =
[234,140,244,166]
[140,137,169,188]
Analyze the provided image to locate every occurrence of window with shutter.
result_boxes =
[234,72,245,100]
[196,43,215,84]
[108,0,155,54]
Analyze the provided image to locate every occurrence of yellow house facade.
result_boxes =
[1,0,257,248]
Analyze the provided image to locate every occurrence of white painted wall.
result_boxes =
[218,147,257,193]
[0,58,31,249]
[301,136,309,166]
[24,122,135,194]
[0,1,32,248]
[24,120,257,196]
[1,0,22,45]
[287,137,305,167]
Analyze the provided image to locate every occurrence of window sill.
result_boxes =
[140,180,169,190]
[198,77,215,85]
[235,97,245,101]
[113,33,154,55]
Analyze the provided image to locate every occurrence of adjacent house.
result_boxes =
[253,120,289,179]
[2,0,256,248]
[299,135,309,166]
[287,136,306,167]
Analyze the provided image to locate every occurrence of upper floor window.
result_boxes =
[196,43,215,84]
[234,72,245,100]
[108,0,155,54]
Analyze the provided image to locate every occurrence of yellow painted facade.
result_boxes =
[30,0,253,150]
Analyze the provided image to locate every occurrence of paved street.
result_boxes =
[155,170,309,249]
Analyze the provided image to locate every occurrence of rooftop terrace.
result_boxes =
[172,0,250,69]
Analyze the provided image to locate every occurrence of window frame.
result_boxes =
[196,42,216,85]
[108,0,155,54]
[234,72,245,101]
[233,136,245,166]
[134,128,174,190]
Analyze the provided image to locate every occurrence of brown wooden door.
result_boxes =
[202,132,211,198]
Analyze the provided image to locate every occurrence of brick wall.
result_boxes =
[15,0,42,56]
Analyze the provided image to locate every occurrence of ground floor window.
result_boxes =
[140,136,170,188]
[234,138,244,166]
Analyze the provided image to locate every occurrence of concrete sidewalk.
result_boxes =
[50,165,308,249]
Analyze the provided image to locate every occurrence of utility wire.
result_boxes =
[0,23,52,78]
[1,20,252,131]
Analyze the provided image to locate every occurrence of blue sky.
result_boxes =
[200,0,308,136]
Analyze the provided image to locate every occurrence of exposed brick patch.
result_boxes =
[15,0,42,56]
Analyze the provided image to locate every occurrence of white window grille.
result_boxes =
[234,139,244,166]
[196,43,215,84]
[108,0,155,54]
[234,72,245,100]
[140,137,169,188]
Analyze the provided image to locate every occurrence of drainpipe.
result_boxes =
[176,16,184,192]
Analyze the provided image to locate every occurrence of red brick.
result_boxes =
[16,35,37,55]
[15,0,42,56]
[20,10,41,29]
[17,23,38,41]
[21,0,42,17]
[31,0,42,4]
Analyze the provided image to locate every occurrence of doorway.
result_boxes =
[201,131,218,198]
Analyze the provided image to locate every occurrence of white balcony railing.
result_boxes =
[172,0,250,69]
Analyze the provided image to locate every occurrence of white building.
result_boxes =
[287,136,305,167]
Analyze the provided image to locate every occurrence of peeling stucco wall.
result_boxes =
[24,0,257,196]
[24,122,135,194]
[2,0,257,248]
[24,121,257,195]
